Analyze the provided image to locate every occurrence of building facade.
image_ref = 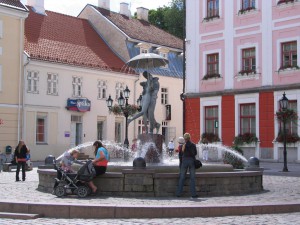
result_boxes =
[186,0,300,162]
[0,1,28,153]
[0,0,183,161]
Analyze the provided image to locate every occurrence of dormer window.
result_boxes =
[157,47,169,68]
[137,42,151,54]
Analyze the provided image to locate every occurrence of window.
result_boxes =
[281,41,297,69]
[138,119,149,134]
[115,82,124,100]
[0,65,2,91]
[279,101,298,135]
[47,73,58,95]
[36,114,47,143]
[161,87,168,104]
[115,122,122,143]
[241,48,256,73]
[207,53,219,75]
[98,80,107,99]
[72,76,82,97]
[241,0,255,10]
[97,121,104,141]
[207,0,219,18]
[141,48,148,54]
[240,104,256,135]
[27,71,39,93]
[205,106,219,135]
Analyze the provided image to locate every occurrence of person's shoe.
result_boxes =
[22,179,25,181]
[16,179,20,182]
[191,195,199,199]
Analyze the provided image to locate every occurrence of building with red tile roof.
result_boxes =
[24,6,126,73]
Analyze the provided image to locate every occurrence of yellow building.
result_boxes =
[0,1,28,152]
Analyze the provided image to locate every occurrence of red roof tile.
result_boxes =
[0,0,28,11]
[94,6,183,50]
[24,7,127,72]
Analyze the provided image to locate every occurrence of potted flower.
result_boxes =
[202,73,221,80]
[201,132,220,143]
[109,104,139,117]
[233,133,258,146]
[276,108,298,123]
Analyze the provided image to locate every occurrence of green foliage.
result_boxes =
[276,132,300,143]
[147,0,184,39]
[109,104,138,117]
[276,109,298,123]
[223,145,245,169]
[233,133,258,146]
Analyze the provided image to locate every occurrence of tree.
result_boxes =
[147,0,184,39]
[163,0,184,39]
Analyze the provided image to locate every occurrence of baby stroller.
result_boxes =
[53,160,96,198]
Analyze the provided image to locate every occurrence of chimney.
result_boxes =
[136,7,149,22]
[120,2,131,17]
[27,0,45,15]
[98,0,110,10]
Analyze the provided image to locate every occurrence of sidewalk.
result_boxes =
[0,161,299,220]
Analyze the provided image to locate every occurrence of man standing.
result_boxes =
[176,133,198,198]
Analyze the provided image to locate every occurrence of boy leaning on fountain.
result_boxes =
[176,133,198,198]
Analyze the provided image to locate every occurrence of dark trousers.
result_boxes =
[16,161,26,181]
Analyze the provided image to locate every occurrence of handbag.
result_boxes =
[194,159,202,169]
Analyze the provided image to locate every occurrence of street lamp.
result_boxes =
[279,92,289,172]
[106,87,130,149]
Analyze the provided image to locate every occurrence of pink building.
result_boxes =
[185,0,300,162]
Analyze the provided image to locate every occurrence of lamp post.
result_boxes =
[106,86,131,149]
[279,92,289,172]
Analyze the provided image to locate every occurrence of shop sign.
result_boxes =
[66,98,91,112]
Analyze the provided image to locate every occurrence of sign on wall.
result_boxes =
[66,98,91,112]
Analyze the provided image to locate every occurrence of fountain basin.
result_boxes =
[37,164,263,197]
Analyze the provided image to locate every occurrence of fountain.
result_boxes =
[37,140,263,197]
[37,54,262,197]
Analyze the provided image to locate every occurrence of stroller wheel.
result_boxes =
[54,186,66,197]
[77,186,88,198]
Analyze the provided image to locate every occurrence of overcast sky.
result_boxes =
[21,0,171,16]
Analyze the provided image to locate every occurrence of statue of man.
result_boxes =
[128,71,160,133]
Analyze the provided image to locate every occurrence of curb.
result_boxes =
[0,201,299,218]
[0,212,42,220]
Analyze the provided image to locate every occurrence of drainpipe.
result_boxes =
[182,0,186,134]
[18,18,25,141]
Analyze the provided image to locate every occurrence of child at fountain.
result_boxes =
[201,138,209,162]
[177,137,185,168]
[168,139,175,157]
[90,141,109,195]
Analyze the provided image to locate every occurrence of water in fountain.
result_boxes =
[197,143,248,163]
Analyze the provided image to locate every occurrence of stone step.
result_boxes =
[0,212,43,220]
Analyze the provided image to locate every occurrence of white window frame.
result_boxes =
[36,113,48,144]
[202,0,222,19]
[161,87,168,105]
[47,73,58,95]
[234,94,259,138]
[200,96,222,141]
[27,70,39,94]
[115,82,124,100]
[237,0,258,13]
[97,80,107,100]
[237,43,259,73]
[202,49,222,78]
[276,37,300,71]
[72,76,82,97]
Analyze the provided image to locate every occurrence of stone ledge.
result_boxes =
[0,201,300,219]
[0,212,42,220]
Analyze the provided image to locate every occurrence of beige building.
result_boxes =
[0,1,28,153]
[1,0,183,161]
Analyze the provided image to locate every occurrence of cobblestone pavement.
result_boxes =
[1,212,300,225]
[0,162,299,224]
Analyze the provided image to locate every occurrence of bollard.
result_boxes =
[133,157,146,168]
